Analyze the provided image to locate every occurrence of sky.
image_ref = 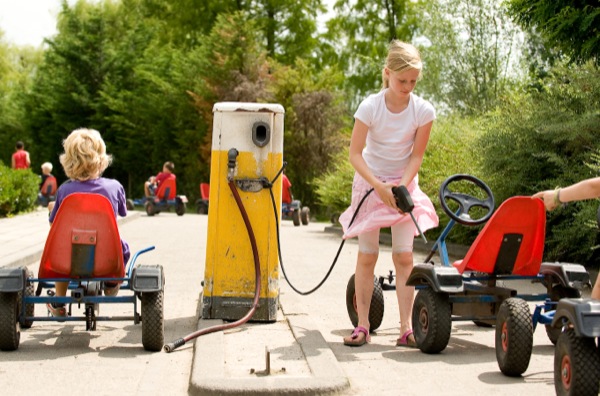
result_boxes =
[0,0,333,48]
[0,0,78,47]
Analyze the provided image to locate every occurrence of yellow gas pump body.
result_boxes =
[202,102,284,322]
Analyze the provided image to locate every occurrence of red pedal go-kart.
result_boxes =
[126,175,187,216]
[0,193,165,352]
[347,174,590,377]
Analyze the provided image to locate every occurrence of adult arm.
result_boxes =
[533,177,600,211]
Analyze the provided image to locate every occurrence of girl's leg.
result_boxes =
[391,221,417,341]
[344,229,379,345]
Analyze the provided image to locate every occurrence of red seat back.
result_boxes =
[200,183,210,200]
[38,193,124,279]
[452,197,546,276]
[156,174,176,200]
[41,176,57,197]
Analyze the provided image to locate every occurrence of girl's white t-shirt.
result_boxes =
[354,90,436,177]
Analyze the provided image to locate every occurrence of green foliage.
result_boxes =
[478,62,600,264]
[418,0,524,115]
[506,0,600,65]
[0,163,39,216]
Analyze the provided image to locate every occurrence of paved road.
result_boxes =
[0,210,583,395]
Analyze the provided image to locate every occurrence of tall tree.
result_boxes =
[323,0,420,107]
[416,0,524,114]
[506,0,600,65]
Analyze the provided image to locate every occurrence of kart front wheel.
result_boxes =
[546,285,581,345]
[292,210,300,226]
[175,201,186,216]
[412,288,451,354]
[554,328,600,396]
[126,199,135,211]
[145,201,156,216]
[346,274,384,332]
[142,290,164,352]
[301,207,310,225]
[0,292,20,351]
[495,297,533,376]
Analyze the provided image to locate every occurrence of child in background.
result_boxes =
[47,128,130,317]
[11,141,31,169]
[144,161,175,198]
[339,40,439,347]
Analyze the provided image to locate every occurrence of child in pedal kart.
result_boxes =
[533,177,600,299]
[339,40,439,347]
[47,128,130,317]
[144,161,175,198]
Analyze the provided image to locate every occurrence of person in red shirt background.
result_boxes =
[11,141,31,169]
[281,173,292,205]
[144,161,175,197]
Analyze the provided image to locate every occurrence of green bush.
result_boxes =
[0,162,40,217]
[477,62,600,265]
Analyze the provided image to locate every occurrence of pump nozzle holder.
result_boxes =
[227,148,239,181]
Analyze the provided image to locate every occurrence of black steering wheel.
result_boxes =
[439,174,495,226]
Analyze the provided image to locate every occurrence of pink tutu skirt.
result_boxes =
[339,173,439,239]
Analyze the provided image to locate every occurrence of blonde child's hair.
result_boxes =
[41,162,53,173]
[60,128,112,181]
[381,40,423,89]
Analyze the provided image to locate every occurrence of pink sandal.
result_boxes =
[343,326,371,347]
[396,329,417,348]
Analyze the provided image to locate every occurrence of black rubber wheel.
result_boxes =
[0,292,20,351]
[546,285,581,345]
[145,201,155,216]
[412,288,452,354]
[346,274,384,332]
[301,207,310,225]
[292,210,300,226]
[126,199,135,211]
[330,213,339,225]
[175,201,186,216]
[196,201,208,214]
[142,290,164,351]
[18,268,34,329]
[554,328,600,396]
[495,298,533,376]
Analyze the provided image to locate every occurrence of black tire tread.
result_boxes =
[554,328,600,396]
[142,290,164,351]
[495,298,533,376]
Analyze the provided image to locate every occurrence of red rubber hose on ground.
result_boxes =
[163,180,261,353]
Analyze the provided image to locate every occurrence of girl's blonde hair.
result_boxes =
[381,40,423,89]
[60,128,112,181]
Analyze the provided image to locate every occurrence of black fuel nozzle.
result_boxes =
[391,185,427,244]
[227,148,239,181]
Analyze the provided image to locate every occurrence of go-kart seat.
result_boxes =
[41,175,58,198]
[200,183,210,201]
[155,174,176,201]
[452,196,546,276]
[38,193,125,279]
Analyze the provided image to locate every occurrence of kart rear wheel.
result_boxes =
[142,290,164,352]
[196,201,208,215]
[412,288,451,354]
[126,199,135,211]
[301,207,310,225]
[554,328,600,396]
[175,201,186,216]
[292,210,300,226]
[18,268,34,329]
[145,201,156,216]
[0,292,20,351]
[346,274,384,332]
[495,297,533,376]
[546,285,581,345]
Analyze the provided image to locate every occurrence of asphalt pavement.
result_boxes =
[0,207,590,395]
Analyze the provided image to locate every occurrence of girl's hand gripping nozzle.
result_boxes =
[391,185,428,244]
